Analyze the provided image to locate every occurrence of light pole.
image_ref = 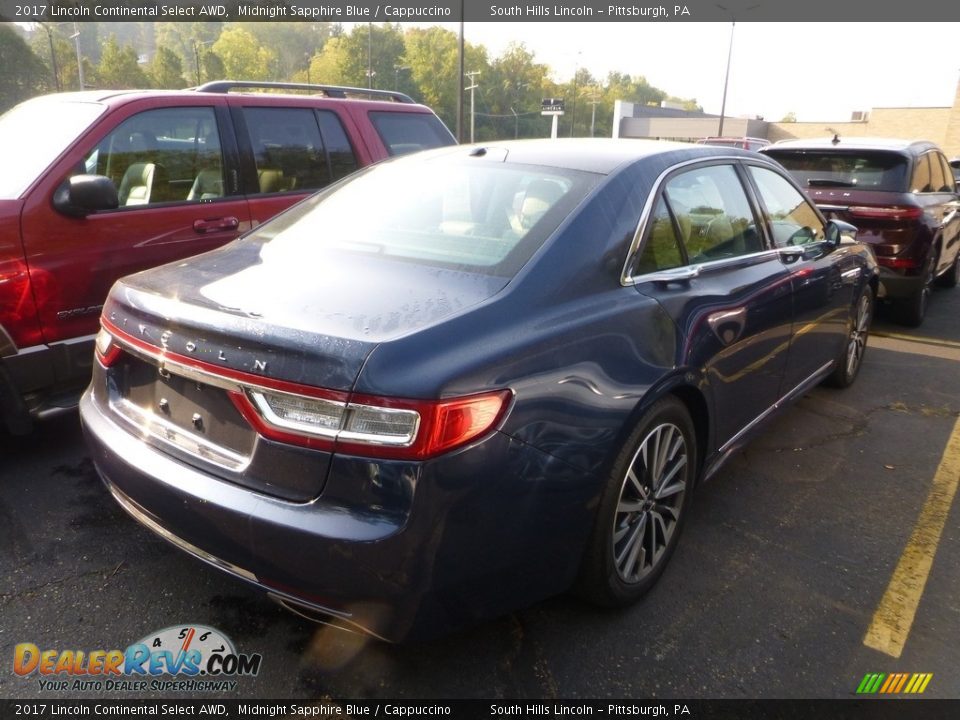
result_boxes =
[716,3,760,137]
[465,71,480,143]
[38,23,61,91]
[569,50,581,138]
[457,1,465,142]
[367,22,373,89]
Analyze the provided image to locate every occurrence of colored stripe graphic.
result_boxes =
[856,673,932,694]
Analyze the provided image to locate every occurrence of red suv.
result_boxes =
[763,137,960,326]
[0,81,455,434]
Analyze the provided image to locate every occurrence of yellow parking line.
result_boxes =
[871,331,960,350]
[863,416,960,658]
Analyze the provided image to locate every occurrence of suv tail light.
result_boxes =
[848,205,923,220]
[233,388,511,460]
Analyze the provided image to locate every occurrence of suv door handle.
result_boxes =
[193,217,240,233]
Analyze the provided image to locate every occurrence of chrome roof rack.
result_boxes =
[194,80,415,104]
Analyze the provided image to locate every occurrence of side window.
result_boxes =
[911,153,933,193]
[937,154,956,191]
[316,111,358,183]
[243,107,329,194]
[663,164,761,262]
[748,166,826,247]
[635,198,684,275]
[368,111,456,157]
[930,153,952,193]
[82,107,223,207]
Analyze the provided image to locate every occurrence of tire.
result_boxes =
[936,249,960,289]
[826,285,873,388]
[897,256,934,327]
[577,396,696,607]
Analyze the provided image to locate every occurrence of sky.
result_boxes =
[382,21,960,124]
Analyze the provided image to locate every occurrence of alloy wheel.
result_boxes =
[612,422,689,584]
[845,292,872,378]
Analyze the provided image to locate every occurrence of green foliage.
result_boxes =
[781,111,797,123]
[0,25,50,112]
[213,26,277,81]
[96,36,149,89]
[5,20,695,141]
[149,47,185,89]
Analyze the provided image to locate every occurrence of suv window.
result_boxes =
[83,107,224,206]
[368,111,457,157]
[766,150,908,192]
[911,153,934,193]
[749,166,825,247]
[244,107,332,195]
[661,164,762,263]
[926,152,952,193]
[316,111,359,182]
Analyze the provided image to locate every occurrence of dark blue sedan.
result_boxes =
[81,139,879,641]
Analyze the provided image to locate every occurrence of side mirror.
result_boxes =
[825,219,858,247]
[53,175,119,218]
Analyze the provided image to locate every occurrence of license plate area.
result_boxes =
[110,355,255,472]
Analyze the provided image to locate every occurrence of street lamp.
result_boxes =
[69,22,84,90]
[465,71,480,143]
[716,3,761,137]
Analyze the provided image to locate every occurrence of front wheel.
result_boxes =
[577,396,696,607]
[826,284,873,388]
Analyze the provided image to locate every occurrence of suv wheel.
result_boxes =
[898,257,934,327]
[936,250,960,289]
[826,285,873,388]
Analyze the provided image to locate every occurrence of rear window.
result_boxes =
[369,111,456,157]
[765,149,908,192]
[248,155,599,278]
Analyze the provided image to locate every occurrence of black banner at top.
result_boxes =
[2,0,960,22]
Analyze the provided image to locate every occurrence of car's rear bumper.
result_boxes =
[80,384,597,642]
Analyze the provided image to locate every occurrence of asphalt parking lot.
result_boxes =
[1,286,958,701]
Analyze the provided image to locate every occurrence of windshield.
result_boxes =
[766,149,908,192]
[248,155,600,277]
[0,96,106,199]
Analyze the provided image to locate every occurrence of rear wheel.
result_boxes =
[826,285,873,388]
[577,396,696,607]
[936,250,960,288]
[897,257,934,327]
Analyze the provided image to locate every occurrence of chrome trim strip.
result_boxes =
[106,480,259,583]
[0,325,18,357]
[109,396,251,472]
[718,360,834,455]
[619,154,786,287]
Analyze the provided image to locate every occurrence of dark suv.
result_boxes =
[0,81,454,434]
[762,137,960,326]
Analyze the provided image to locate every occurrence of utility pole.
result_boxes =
[589,92,601,137]
[70,22,84,90]
[367,22,373,89]
[466,71,480,143]
[457,5,465,142]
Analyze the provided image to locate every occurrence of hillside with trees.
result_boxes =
[2,21,700,139]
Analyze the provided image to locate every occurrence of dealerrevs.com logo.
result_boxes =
[13,625,262,693]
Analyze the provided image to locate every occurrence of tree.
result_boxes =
[0,25,49,111]
[780,111,797,123]
[212,26,277,81]
[243,22,333,81]
[148,47,185,89]
[308,24,405,90]
[96,36,149,89]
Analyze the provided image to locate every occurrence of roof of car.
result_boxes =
[425,138,761,175]
[765,137,938,154]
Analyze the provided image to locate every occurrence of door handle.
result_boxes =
[193,217,240,233]
[778,246,805,263]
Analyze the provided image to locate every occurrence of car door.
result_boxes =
[629,162,793,450]
[228,99,367,228]
[932,152,960,275]
[19,99,251,357]
[745,163,858,391]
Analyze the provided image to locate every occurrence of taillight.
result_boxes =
[232,388,511,460]
[95,327,123,367]
[847,205,923,220]
[875,256,920,270]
